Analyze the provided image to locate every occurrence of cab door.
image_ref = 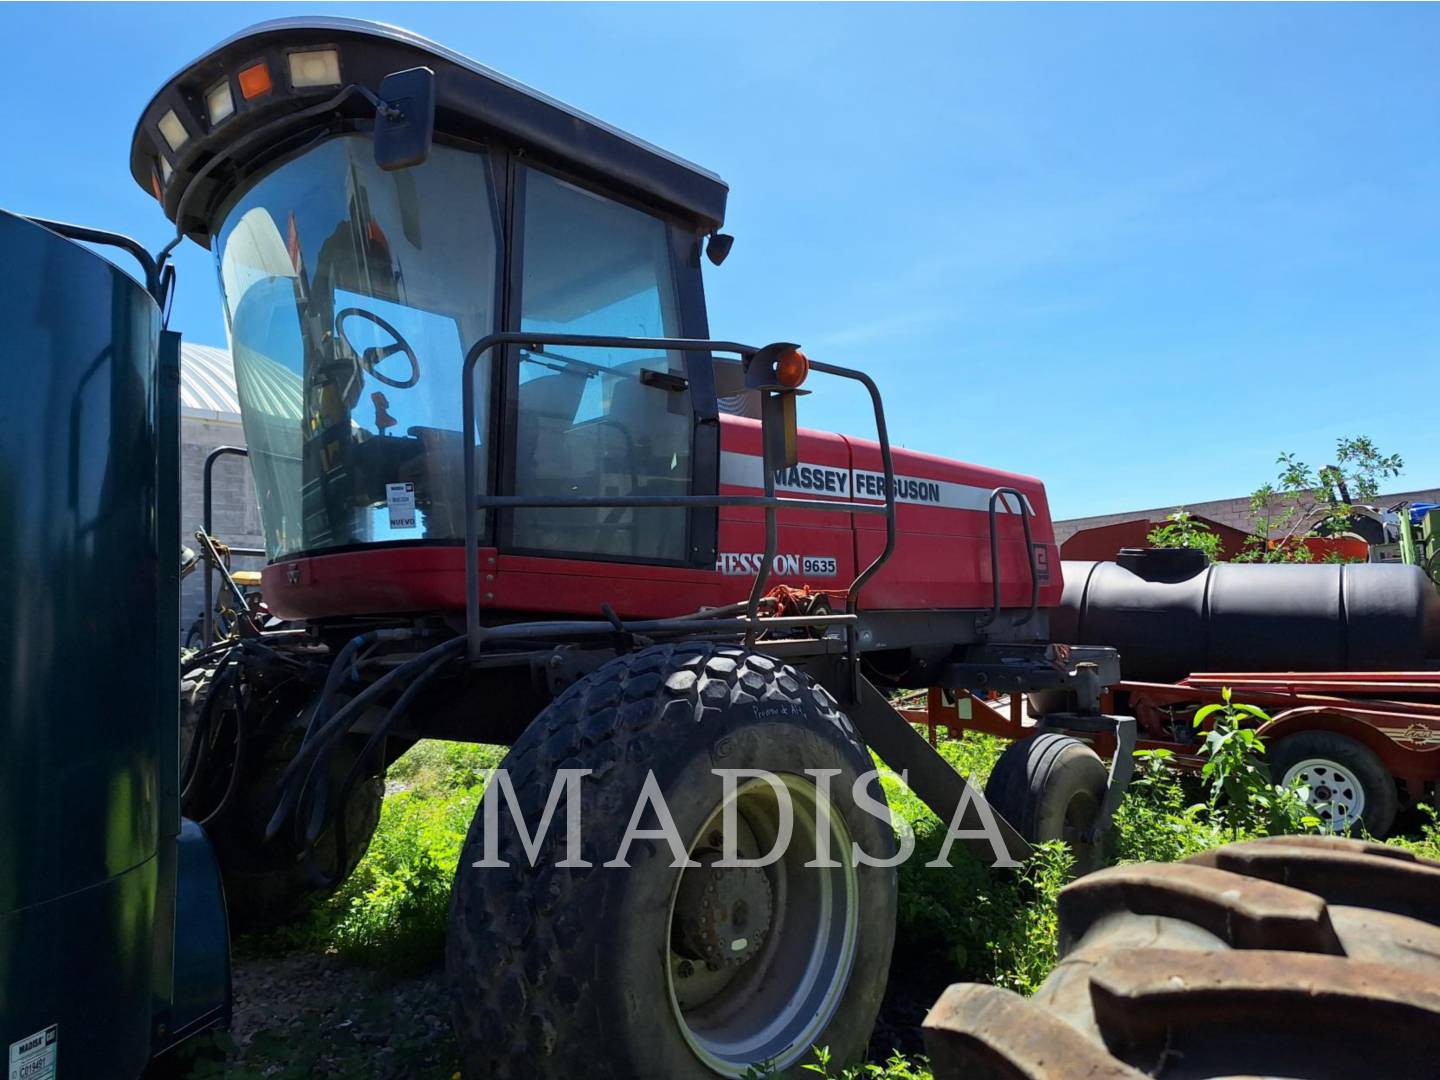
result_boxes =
[503,165,711,566]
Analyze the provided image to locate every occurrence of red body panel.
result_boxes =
[262,415,1062,621]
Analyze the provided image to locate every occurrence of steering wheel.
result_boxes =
[336,307,421,389]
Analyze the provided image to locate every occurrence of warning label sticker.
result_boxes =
[8,1026,57,1080]
[386,482,417,529]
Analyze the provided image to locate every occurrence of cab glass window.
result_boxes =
[512,169,691,561]
[216,135,498,559]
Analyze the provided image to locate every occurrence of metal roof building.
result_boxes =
[180,343,243,419]
[179,343,264,642]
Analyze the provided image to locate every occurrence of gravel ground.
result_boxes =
[219,945,459,1078]
[213,936,936,1078]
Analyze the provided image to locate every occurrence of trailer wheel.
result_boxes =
[924,836,1440,1078]
[181,667,384,929]
[446,643,898,1079]
[1270,730,1398,837]
[984,733,1109,874]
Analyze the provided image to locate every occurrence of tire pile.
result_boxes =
[924,835,1440,1077]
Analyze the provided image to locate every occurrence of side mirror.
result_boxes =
[374,67,436,172]
[705,233,735,266]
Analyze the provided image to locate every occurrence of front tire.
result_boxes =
[181,667,385,929]
[446,643,898,1079]
[984,733,1109,875]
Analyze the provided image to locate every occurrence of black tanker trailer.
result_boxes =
[1054,547,1440,683]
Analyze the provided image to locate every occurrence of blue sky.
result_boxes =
[7,3,1437,519]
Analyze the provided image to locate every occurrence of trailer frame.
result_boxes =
[906,670,1440,806]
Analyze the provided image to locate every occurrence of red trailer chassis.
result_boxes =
[906,670,1440,798]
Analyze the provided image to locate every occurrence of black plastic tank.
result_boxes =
[0,211,228,1078]
[1054,548,1440,682]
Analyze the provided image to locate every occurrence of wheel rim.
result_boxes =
[1282,757,1366,831]
[1061,789,1101,863]
[666,774,859,1077]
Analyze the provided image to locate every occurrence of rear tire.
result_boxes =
[923,835,1440,1078]
[181,666,384,930]
[1270,730,1398,837]
[446,642,898,1079]
[984,733,1109,875]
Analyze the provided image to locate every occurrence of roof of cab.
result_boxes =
[131,17,728,245]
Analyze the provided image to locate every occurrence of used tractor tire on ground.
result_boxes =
[984,732,1109,875]
[1269,730,1399,838]
[447,642,898,1079]
[923,834,1440,1078]
[181,666,384,930]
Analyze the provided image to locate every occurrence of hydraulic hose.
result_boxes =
[295,639,463,840]
[195,688,248,829]
[180,645,244,801]
[180,630,310,675]
[265,635,457,842]
[287,628,433,829]
[300,639,466,890]
[319,638,467,843]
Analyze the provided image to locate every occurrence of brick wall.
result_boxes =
[179,413,265,640]
[1054,486,1440,546]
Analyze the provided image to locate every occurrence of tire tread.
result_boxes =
[923,835,1440,1078]
[446,642,869,1079]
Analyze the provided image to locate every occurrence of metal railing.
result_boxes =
[199,446,264,646]
[26,216,165,303]
[976,486,1040,630]
[460,332,898,675]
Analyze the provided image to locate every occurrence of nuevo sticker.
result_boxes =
[386,482,417,529]
[9,1025,57,1080]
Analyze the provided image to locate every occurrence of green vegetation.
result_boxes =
[1190,689,1319,838]
[1146,509,1221,561]
[880,737,1072,995]
[387,739,507,793]
[1391,803,1440,863]
[1149,435,1403,564]
[267,741,504,974]
[1238,435,1403,563]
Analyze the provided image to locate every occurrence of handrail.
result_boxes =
[26,217,163,301]
[460,331,898,677]
[976,486,1040,631]
[201,446,252,646]
[808,357,897,698]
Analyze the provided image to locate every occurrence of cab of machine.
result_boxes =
[132,17,731,571]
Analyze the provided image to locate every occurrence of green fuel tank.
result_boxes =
[0,211,229,1077]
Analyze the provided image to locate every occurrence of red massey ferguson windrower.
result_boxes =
[136,17,1157,1077]
[4,14,1436,1080]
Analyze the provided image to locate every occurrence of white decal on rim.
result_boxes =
[718,451,1033,513]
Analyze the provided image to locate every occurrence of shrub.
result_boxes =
[1193,690,1320,838]
[1147,509,1221,562]
[387,739,506,791]
[318,782,481,973]
[282,740,502,973]
[804,1046,933,1079]
[1390,803,1440,863]
[882,734,1071,994]
[1113,749,1231,863]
